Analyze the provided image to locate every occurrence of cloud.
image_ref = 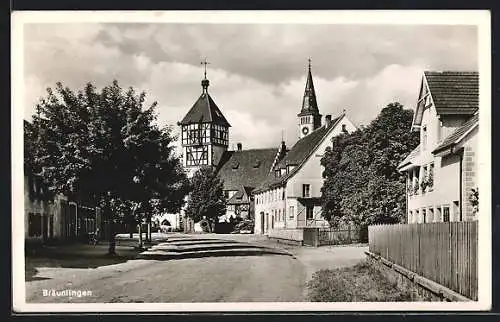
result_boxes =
[95,23,478,84]
[22,22,478,149]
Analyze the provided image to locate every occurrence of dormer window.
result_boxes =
[253,160,261,168]
[231,161,239,169]
[275,169,281,178]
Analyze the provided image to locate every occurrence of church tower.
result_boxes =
[179,59,231,176]
[298,59,322,139]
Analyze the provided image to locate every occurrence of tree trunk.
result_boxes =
[138,222,143,249]
[147,218,151,242]
[107,220,116,256]
[129,218,133,238]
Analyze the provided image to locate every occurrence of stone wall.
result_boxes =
[365,251,473,302]
[268,228,303,244]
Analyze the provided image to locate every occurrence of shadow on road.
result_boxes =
[25,243,143,281]
[138,240,294,261]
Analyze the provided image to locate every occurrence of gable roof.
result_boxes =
[412,71,478,129]
[216,148,278,191]
[180,92,231,127]
[433,113,479,155]
[226,185,252,205]
[253,113,346,193]
[425,71,479,115]
[276,114,343,169]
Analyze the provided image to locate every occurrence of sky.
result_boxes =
[23,23,478,152]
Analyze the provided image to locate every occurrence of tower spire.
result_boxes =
[300,58,319,114]
[200,58,210,93]
[297,58,322,138]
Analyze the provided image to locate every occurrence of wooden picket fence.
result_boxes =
[368,221,478,300]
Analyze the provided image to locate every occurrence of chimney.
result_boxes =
[237,142,242,151]
[325,115,332,127]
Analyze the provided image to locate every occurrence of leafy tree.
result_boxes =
[320,102,419,230]
[185,166,226,232]
[25,81,190,254]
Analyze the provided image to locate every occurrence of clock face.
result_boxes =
[302,127,309,135]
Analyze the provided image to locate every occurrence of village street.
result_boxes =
[25,235,367,303]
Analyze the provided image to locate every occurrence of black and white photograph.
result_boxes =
[11,10,491,312]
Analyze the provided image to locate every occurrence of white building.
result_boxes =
[397,71,479,223]
[253,62,357,234]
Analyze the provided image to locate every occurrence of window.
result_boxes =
[422,126,427,150]
[438,120,443,142]
[342,124,347,133]
[278,209,281,222]
[421,165,428,193]
[428,163,434,191]
[224,191,229,199]
[422,209,427,223]
[409,211,413,224]
[289,206,294,219]
[186,146,209,166]
[306,206,314,220]
[415,210,419,223]
[282,189,285,200]
[413,168,420,195]
[302,184,311,198]
[428,207,434,223]
[436,207,442,222]
[443,206,450,222]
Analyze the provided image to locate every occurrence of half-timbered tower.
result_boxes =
[178,63,231,177]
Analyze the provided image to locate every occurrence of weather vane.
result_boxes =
[201,58,210,79]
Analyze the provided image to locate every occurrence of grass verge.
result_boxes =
[306,260,414,302]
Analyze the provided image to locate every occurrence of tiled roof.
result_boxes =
[216,148,278,191]
[276,114,343,169]
[180,93,231,127]
[433,114,479,155]
[425,71,479,114]
[397,144,421,171]
[253,114,345,193]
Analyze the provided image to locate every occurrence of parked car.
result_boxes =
[231,219,254,234]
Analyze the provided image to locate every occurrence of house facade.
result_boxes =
[24,119,102,243]
[253,62,357,234]
[24,171,101,243]
[397,71,479,223]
